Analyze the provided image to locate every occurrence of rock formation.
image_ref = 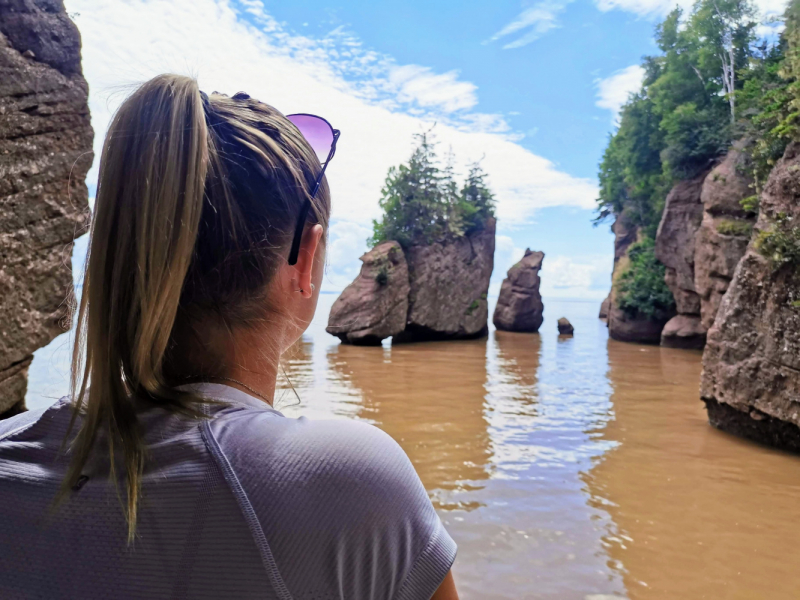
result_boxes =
[396,218,496,342]
[606,212,669,344]
[329,219,496,344]
[557,317,574,335]
[492,248,544,333]
[599,297,610,319]
[701,142,800,452]
[654,170,709,349]
[694,142,756,331]
[326,242,409,345]
[0,1,93,416]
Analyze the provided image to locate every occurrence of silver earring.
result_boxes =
[311,283,316,292]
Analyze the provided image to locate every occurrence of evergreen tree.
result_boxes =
[370,134,495,248]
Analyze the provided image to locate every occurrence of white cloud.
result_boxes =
[66,0,596,291]
[487,1,574,49]
[540,255,612,299]
[595,65,644,123]
[388,65,478,113]
[325,221,373,290]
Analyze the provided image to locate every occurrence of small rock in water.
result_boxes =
[557,317,574,335]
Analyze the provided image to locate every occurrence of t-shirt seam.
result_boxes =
[0,405,52,443]
[200,418,294,600]
[393,517,457,600]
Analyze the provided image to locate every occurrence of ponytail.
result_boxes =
[62,74,209,542]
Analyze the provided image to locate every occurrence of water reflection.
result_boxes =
[327,339,492,508]
[587,341,800,599]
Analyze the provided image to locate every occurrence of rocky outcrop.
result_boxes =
[327,241,409,345]
[655,170,709,349]
[557,317,573,335]
[0,1,93,416]
[492,248,544,333]
[701,142,800,452]
[599,297,610,319]
[660,314,707,350]
[607,212,669,344]
[395,218,495,342]
[329,219,496,345]
[694,143,756,331]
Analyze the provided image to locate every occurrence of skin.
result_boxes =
[187,222,459,599]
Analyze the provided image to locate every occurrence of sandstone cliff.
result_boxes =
[701,142,800,452]
[0,1,93,416]
[606,213,669,343]
[326,242,409,345]
[492,248,544,333]
[694,143,756,331]
[329,219,495,344]
[654,170,709,349]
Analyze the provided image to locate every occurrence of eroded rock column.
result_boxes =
[326,241,410,345]
[493,248,544,333]
[654,170,709,349]
[0,1,93,415]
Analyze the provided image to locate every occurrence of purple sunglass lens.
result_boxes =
[286,114,334,164]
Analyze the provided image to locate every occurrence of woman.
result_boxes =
[0,74,458,600]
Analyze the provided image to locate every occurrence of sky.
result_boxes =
[64,0,787,300]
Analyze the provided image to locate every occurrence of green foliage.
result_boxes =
[740,194,760,213]
[369,133,495,248]
[465,299,481,316]
[755,212,800,267]
[716,218,754,236]
[617,238,677,321]
[597,0,759,236]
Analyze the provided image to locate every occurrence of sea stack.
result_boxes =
[701,141,800,453]
[396,218,496,342]
[557,318,574,335]
[326,242,410,345]
[493,249,544,333]
[329,219,496,344]
[0,2,94,416]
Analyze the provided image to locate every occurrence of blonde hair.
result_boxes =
[62,74,330,541]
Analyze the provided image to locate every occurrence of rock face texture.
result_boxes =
[694,143,756,331]
[701,142,800,452]
[492,248,544,333]
[329,219,496,344]
[327,242,410,345]
[557,317,573,335]
[599,297,610,319]
[0,1,93,416]
[607,212,670,344]
[397,218,496,342]
[655,170,709,349]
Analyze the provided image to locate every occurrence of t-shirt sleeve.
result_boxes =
[208,409,457,600]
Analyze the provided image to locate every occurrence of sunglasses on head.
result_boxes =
[285,113,340,266]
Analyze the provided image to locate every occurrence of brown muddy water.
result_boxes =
[27,295,800,599]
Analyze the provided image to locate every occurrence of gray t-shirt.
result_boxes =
[0,383,456,599]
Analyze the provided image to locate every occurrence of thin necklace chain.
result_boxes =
[202,376,272,404]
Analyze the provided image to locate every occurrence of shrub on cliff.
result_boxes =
[736,1,800,193]
[617,238,677,321]
[596,0,759,237]
[369,133,495,248]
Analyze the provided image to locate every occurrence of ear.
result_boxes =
[294,224,324,298]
